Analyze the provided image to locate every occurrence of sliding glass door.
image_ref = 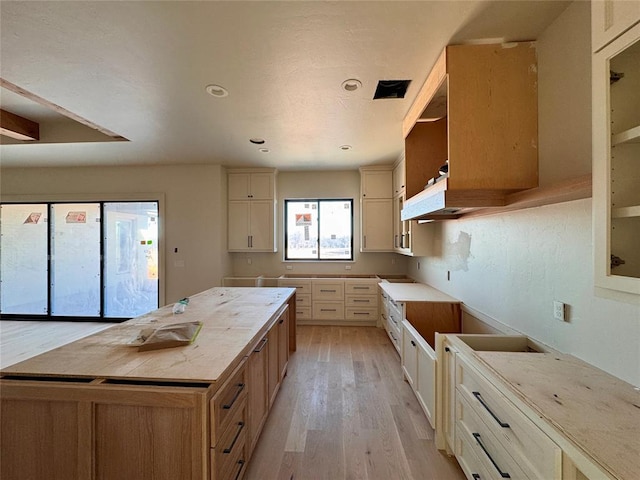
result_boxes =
[0,201,159,321]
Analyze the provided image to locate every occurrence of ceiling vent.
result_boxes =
[373,80,411,99]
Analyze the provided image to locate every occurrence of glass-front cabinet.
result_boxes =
[593,20,640,294]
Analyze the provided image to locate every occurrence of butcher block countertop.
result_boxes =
[378,281,460,303]
[476,351,640,480]
[1,287,295,385]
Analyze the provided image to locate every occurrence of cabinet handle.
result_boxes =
[394,234,398,248]
[250,235,253,248]
[353,299,369,303]
[320,308,337,312]
[410,340,416,347]
[279,318,284,324]
[472,475,481,480]
[222,383,245,410]
[353,312,370,316]
[353,286,369,290]
[233,460,246,480]
[472,391,510,428]
[363,235,367,248]
[320,289,336,293]
[254,338,268,353]
[223,421,245,454]
[472,433,510,478]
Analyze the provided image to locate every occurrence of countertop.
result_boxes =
[1,287,294,384]
[477,350,640,480]
[378,281,460,303]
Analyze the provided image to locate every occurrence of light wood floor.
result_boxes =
[0,320,113,368]
[246,325,464,480]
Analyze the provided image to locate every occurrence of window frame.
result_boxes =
[283,198,354,261]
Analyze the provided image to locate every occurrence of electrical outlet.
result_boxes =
[286,265,293,270]
[345,265,352,270]
[247,258,252,265]
[553,301,566,322]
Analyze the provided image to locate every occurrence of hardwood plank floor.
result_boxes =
[246,326,464,480]
[0,320,113,368]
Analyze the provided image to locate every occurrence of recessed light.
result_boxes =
[341,79,362,92]
[250,138,265,145]
[205,84,229,97]
[340,145,352,151]
[259,148,270,153]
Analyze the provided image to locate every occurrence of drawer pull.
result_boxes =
[353,299,369,303]
[320,289,337,293]
[223,421,245,454]
[353,312,370,316]
[233,460,246,480]
[353,286,369,290]
[254,338,268,353]
[223,383,245,410]
[279,318,284,324]
[472,433,511,478]
[473,391,510,428]
[320,308,337,312]
[472,475,481,480]
[410,340,416,347]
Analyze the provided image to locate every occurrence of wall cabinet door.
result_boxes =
[228,172,274,200]
[361,198,393,251]
[393,157,406,196]
[361,169,392,198]
[592,0,640,53]
[247,336,268,455]
[228,200,275,252]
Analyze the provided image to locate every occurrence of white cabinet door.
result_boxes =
[228,172,274,200]
[228,201,251,250]
[247,173,274,200]
[361,169,392,198]
[393,157,406,196]
[362,199,393,251]
[592,0,640,52]
[416,341,436,429]
[401,321,418,388]
[249,200,274,251]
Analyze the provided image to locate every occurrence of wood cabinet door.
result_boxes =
[277,310,289,380]
[362,198,393,251]
[247,336,269,455]
[267,324,279,408]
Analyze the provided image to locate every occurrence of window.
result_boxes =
[0,201,159,321]
[284,199,353,260]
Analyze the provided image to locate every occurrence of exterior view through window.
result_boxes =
[285,199,353,260]
[0,201,159,321]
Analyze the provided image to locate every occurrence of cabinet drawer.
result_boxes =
[312,302,344,320]
[212,400,246,479]
[345,295,377,307]
[296,293,311,306]
[344,307,377,322]
[388,304,402,331]
[295,306,312,320]
[211,360,247,446]
[312,282,344,300]
[345,282,377,295]
[455,423,494,480]
[456,355,561,480]
[457,394,528,480]
[212,429,247,480]
[277,279,311,293]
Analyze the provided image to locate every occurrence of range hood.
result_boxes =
[401,179,507,221]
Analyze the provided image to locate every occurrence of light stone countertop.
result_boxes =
[378,282,460,303]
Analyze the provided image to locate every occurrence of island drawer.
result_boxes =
[211,399,247,480]
[211,360,247,446]
[457,393,528,480]
[456,354,561,480]
[312,281,344,300]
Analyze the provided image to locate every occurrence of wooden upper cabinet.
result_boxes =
[401,42,539,220]
[592,0,640,53]
[228,170,275,200]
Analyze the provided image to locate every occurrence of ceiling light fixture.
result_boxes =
[340,145,352,151]
[259,148,270,153]
[341,79,362,92]
[205,84,229,98]
[249,138,265,145]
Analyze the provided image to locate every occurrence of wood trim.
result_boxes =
[0,77,127,140]
[0,108,39,140]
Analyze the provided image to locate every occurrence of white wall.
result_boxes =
[1,165,230,304]
[408,1,640,386]
[230,169,408,277]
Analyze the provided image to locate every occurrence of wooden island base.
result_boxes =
[0,287,296,480]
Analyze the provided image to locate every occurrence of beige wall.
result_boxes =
[1,165,230,304]
[408,1,640,386]
[229,169,408,277]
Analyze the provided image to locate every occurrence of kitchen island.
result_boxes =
[0,287,296,480]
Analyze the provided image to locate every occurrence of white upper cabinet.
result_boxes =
[592,0,640,53]
[228,171,275,200]
[593,19,640,294]
[360,167,393,199]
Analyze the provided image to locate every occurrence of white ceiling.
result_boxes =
[0,1,571,170]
